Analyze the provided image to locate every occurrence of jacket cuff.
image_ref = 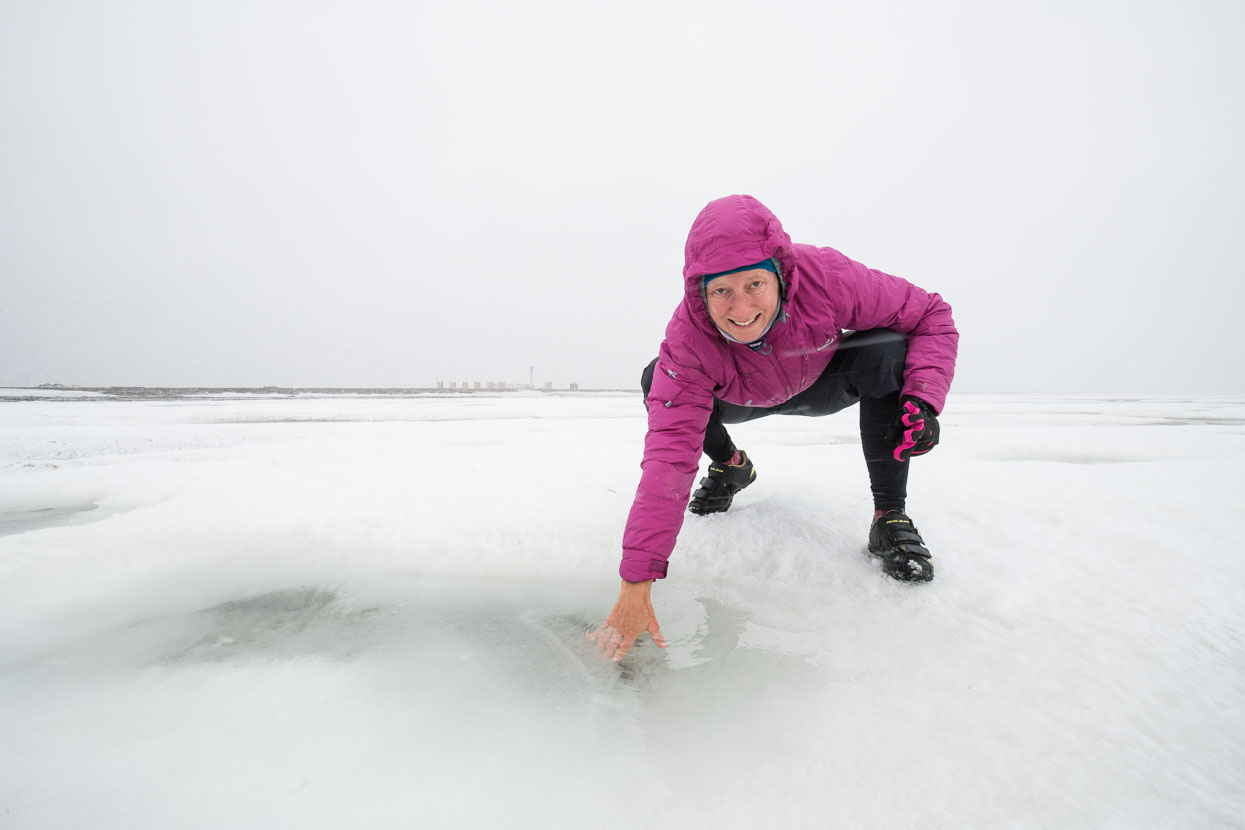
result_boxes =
[901,384,945,414]
[620,549,669,582]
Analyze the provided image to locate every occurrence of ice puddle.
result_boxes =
[1,567,828,823]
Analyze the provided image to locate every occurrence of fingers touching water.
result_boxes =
[587,579,667,662]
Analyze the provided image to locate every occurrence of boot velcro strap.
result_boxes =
[887,529,925,546]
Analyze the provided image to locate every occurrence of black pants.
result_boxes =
[641,329,910,512]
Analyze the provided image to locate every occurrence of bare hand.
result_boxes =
[587,579,667,662]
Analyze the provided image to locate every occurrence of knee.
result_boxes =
[864,329,908,358]
[850,329,907,393]
[879,332,907,372]
[640,357,659,398]
[851,329,907,365]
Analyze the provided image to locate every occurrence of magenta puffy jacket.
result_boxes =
[619,195,959,582]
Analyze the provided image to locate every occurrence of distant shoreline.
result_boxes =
[0,386,639,402]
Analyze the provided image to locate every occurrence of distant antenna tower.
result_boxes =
[529,365,534,388]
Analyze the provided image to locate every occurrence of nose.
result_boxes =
[728,294,753,318]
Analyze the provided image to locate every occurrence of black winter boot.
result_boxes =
[868,510,934,582]
[688,452,756,515]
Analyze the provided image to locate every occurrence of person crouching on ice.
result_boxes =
[590,194,959,662]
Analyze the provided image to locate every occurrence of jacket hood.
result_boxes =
[682,195,799,338]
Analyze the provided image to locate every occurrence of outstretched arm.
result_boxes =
[620,343,716,581]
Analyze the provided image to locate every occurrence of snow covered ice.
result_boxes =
[1,392,1242,828]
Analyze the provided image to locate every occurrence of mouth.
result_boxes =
[727,312,762,328]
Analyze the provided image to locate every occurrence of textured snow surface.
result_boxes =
[1,394,1242,829]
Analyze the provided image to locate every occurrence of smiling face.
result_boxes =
[704,269,780,341]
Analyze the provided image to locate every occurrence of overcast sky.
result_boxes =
[2,0,1242,392]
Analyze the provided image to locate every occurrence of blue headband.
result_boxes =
[702,258,778,286]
